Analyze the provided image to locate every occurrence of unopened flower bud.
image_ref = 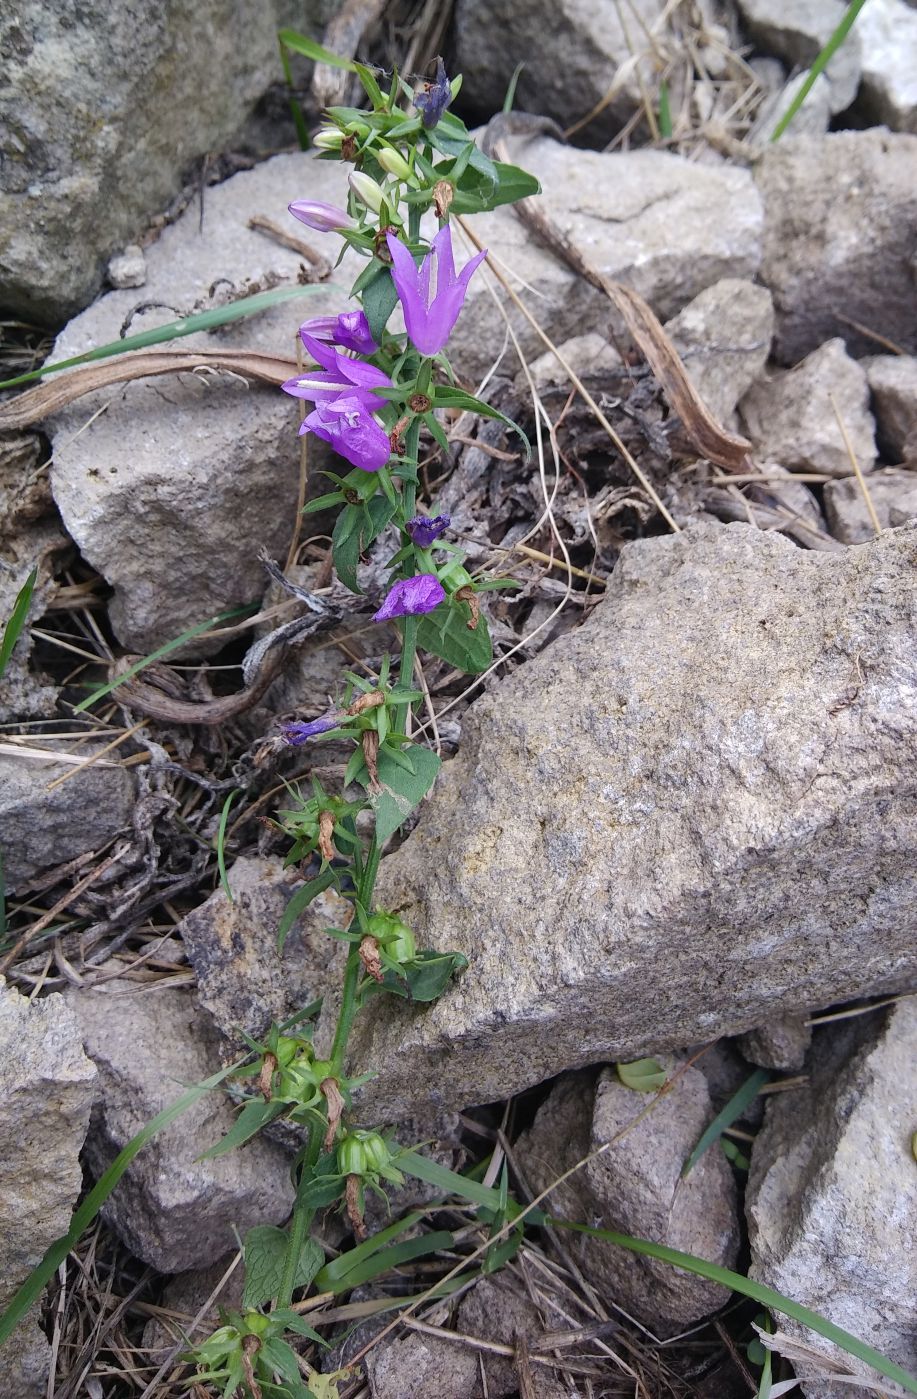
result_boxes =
[338,1129,392,1177]
[312,127,344,151]
[348,170,385,213]
[288,200,354,232]
[377,146,412,180]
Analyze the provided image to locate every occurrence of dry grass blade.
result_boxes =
[0,349,298,429]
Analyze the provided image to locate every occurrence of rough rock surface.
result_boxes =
[748,70,832,145]
[0,0,316,322]
[864,355,917,460]
[365,1327,480,1399]
[142,1254,244,1371]
[747,999,917,1396]
[515,1067,739,1332]
[180,855,349,1042]
[454,0,667,140]
[664,279,774,422]
[0,434,62,721]
[740,338,876,477]
[755,131,917,362]
[69,983,294,1272]
[824,473,917,543]
[736,1015,812,1071]
[341,523,917,1120]
[857,0,917,133]
[0,983,96,1399]
[736,0,862,112]
[455,1274,567,1398]
[48,150,363,653]
[0,747,136,893]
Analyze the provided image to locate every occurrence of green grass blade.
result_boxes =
[73,602,255,713]
[771,0,869,141]
[502,63,524,114]
[278,37,311,150]
[216,790,240,902]
[0,566,38,679]
[549,1217,917,1394]
[321,1232,455,1293]
[0,285,327,392]
[395,1149,547,1223]
[314,1210,427,1290]
[0,1058,242,1348]
[658,80,672,139]
[682,1067,769,1176]
[277,28,357,72]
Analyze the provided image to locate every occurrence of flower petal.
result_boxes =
[373,574,446,622]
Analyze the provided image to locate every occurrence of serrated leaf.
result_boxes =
[368,743,441,843]
[416,602,493,675]
[616,1058,667,1093]
[200,1098,287,1160]
[278,870,336,952]
[242,1228,324,1309]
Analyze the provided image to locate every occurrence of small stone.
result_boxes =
[747,998,917,1395]
[515,1067,739,1332]
[142,1253,244,1371]
[179,855,348,1043]
[527,332,621,392]
[664,279,774,422]
[755,131,917,362]
[0,747,136,894]
[0,982,96,1399]
[857,0,917,133]
[736,0,861,113]
[823,469,917,543]
[864,355,917,460]
[736,1014,812,1070]
[69,983,294,1272]
[457,1274,565,1397]
[748,70,832,145]
[365,1328,481,1399]
[740,338,876,477]
[107,243,146,288]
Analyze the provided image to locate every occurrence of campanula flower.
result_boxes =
[373,574,446,621]
[386,225,487,356]
[288,200,354,232]
[303,395,392,472]
[281,714,343,744]
[405,514,450,547]
[415,57,452,129]
[282,336,393,409]
[298,311,378,356]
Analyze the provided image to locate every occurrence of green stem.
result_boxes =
[329,836,382,1078]
[277,1125,321,1309]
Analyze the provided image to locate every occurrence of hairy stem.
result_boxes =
[277,1125,321,1308]
[329,835,381,1077]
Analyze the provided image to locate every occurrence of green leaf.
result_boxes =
[277,28,358,72]
[216,791,239,903]
[682,1068,769,1176]
[321,1231,454,1293]
[278,870,336,953]
[368,742,441,843]
[271,1308,325,1344]
[395,1150,546,1224]
[0,1058,244,1348]
[367,949,468,1004]
[360,263,399,345]
[416,602,493,675]
[429,385,529,454]
[242,1228,324,1309]
[448,160,541,215]
[616,1058,667,1093]
[302,490,346,515]
[315,1209,428,1290]
[771,0,869,141]
[0,566,37,680]
[261,1336,309,1388]
[332,505,362,593]
[199,1098,287,1160]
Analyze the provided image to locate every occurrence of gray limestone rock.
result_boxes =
[0,0,320,322]
[736,0,861,113]
[824,472,917,543]
[747,998,917,1396]
[106,244,146,290]
[740,338,876,477]
[70,983,294,1272]
[0,983,96,1399]
[864,355,917,461]
[748,71,832,145]
[755,131,917,363]
[515,1066,739,1332]
[857,0,917,133]
[365,1327,481,1399]
[736,1015,811,1071]
[456,1274,568,1398]
[664,279,774,423]
[339,522,917,1120]
[0,747,136,893]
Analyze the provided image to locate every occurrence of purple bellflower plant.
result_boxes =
[405,514,450,547]
[303,395,391,472]
[373,574,446,622]
[299,311,378,356]
[414,57,452,129]
[386,226,487,356]
[281,713,343,745]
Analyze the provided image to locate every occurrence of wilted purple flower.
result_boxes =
[302,395,391,472]
[282,336,393,410]
[298,311,377,356]
[386,225,487,356]
[415,57,452,129]
[288,200,355,232]
[281,713,343,744]
[405,514,450,547]
[373,574,446,622]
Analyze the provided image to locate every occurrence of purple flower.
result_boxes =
[405,514,450,547]
[282,337,393,410]
[386,225,487,356]
[288,200,354,233]
[415,57,452,129]
[298,311,378,356]
[280,713,343,744]
[302,395,391,472]
[373,574,446,622]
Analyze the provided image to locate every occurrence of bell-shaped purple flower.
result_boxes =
[373,574,446,622]
[303,395,391,473]
[282,336,393,410]
[386,225,487,357]
[289,200,354,232]
[405,514,450,547]
[298,311,378,356]
[414,57,452,129]
[281,713,343,744]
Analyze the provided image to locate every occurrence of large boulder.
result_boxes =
[0,0,324,323]
[341,522,917,1120]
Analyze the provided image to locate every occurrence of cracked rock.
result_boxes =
[824,470,917,543]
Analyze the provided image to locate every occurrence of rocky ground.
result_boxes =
[1,1,917,1396]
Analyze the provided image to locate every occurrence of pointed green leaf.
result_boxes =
[416,602,493,675]
[199,1098,287,1160]
[242,1228,324,1309]
[368,743,441,843]
[616,1058,667,1093]
[0,567,37,680]
[682,1068,769,1176]
[360,263,399,344]
[278,870,336,952]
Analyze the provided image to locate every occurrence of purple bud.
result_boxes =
[280,713,342,744]
[405,514,450,547]
[373,574,446,622]
[414,57,452,129]
[288,200,354,232]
